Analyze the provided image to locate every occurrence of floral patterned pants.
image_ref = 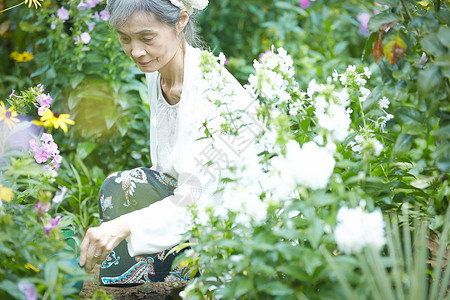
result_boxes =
[98,167,191,286]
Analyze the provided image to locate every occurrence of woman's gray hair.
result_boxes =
[106,0,203,48]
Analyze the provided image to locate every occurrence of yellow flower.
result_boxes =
[24,263,40,272]
[24,0,43,9]
[32,108,75,133]
[10,51,34,62]
[0,101,20,130]
[0,184,14,203]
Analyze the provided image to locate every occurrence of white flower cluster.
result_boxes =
[375,96,394,132]
[307,79,352,142]
[269,140,336,197]
[349,129,384,156]
[246,47,300,107]
[334,202,386,254]
[333,65,371,87]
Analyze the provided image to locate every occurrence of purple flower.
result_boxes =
[40,133,54,144]
[77,1,88,10]
[18,281,38,300]
[418,52,428,66]
[357,13,371,34]
[34,201,50,215]
[80,32,91,44]
[37,84,44,92]
[37,93,53,108]
[9,89,17,99]
[86,0,102,8]
[100,10,110,21]
[86,21,96,31]
[57,7,69,21]
[29,139,39,153]
[300,0,315,9]
[93,11,100,22]
[34,146,49,163]
[44,215,61,236]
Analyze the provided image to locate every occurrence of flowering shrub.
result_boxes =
[179,39,449,298]
[0,86,88,299]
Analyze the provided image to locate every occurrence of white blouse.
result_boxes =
[155,73,179,179]
[121,45,259,256]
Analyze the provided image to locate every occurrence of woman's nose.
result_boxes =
[130,43,146,58]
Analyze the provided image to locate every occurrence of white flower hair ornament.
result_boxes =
[169,0,208,14]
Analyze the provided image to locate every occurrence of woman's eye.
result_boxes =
[143,38,153,42]
[119,37,130,43]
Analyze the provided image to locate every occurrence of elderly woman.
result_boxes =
[79,0,257,286]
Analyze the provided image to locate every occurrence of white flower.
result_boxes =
[169,0,208,11]
[332,69,340,82]
[218,52,227,66]
[359,87,371,102]
[281,140,336,190]
[315,103,351,142]
[371,138,384,156]
[52,186,68,204]
[363,66,372,78]
[379,96,390,109]
[334,204,386,254]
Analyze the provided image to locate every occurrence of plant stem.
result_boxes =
[400,0,413,21]
[434,0,440,13]
[0,1,25,14]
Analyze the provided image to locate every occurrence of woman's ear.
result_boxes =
[177,8,190,33]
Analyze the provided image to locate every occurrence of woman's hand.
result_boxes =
[79,217,131,272]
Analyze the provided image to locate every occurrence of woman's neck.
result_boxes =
[159,43,186,105]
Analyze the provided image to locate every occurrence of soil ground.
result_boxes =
[79,265,187,300]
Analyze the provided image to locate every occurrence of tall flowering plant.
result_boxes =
[177,47,449,299]
[0,86,86,299]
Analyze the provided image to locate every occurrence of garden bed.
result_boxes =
[79,265,186,300]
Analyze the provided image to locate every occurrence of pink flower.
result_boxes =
[37,93,53,108]
[34,201,50,215]
[18,281,38,300]
[29,139,39,153]
[57,7,69,21]
[100,10,110,21]
[357,13,371,34]
[37,84,44,92]
[34,146,49,163]
[80,32,91,44]
[40,133,53,144]
[43,215,61,236]
[9,89,17,99]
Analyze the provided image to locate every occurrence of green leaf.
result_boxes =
[76,142,97,160]
[395,106,426,135]
[70,73,85,89]
[30,65,49,78]
[417,64,443,96]
[438,25,450,48]
[259,282,292,296]
[368,12,400,32]
[0,280,26,299]
[44,259,59,287]
[392,133,413,154]
[431,124,450,139]
[421,35,446,57]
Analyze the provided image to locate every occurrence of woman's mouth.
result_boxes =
[138,60,151,66]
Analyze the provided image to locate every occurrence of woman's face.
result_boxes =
[115,11,181,73]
